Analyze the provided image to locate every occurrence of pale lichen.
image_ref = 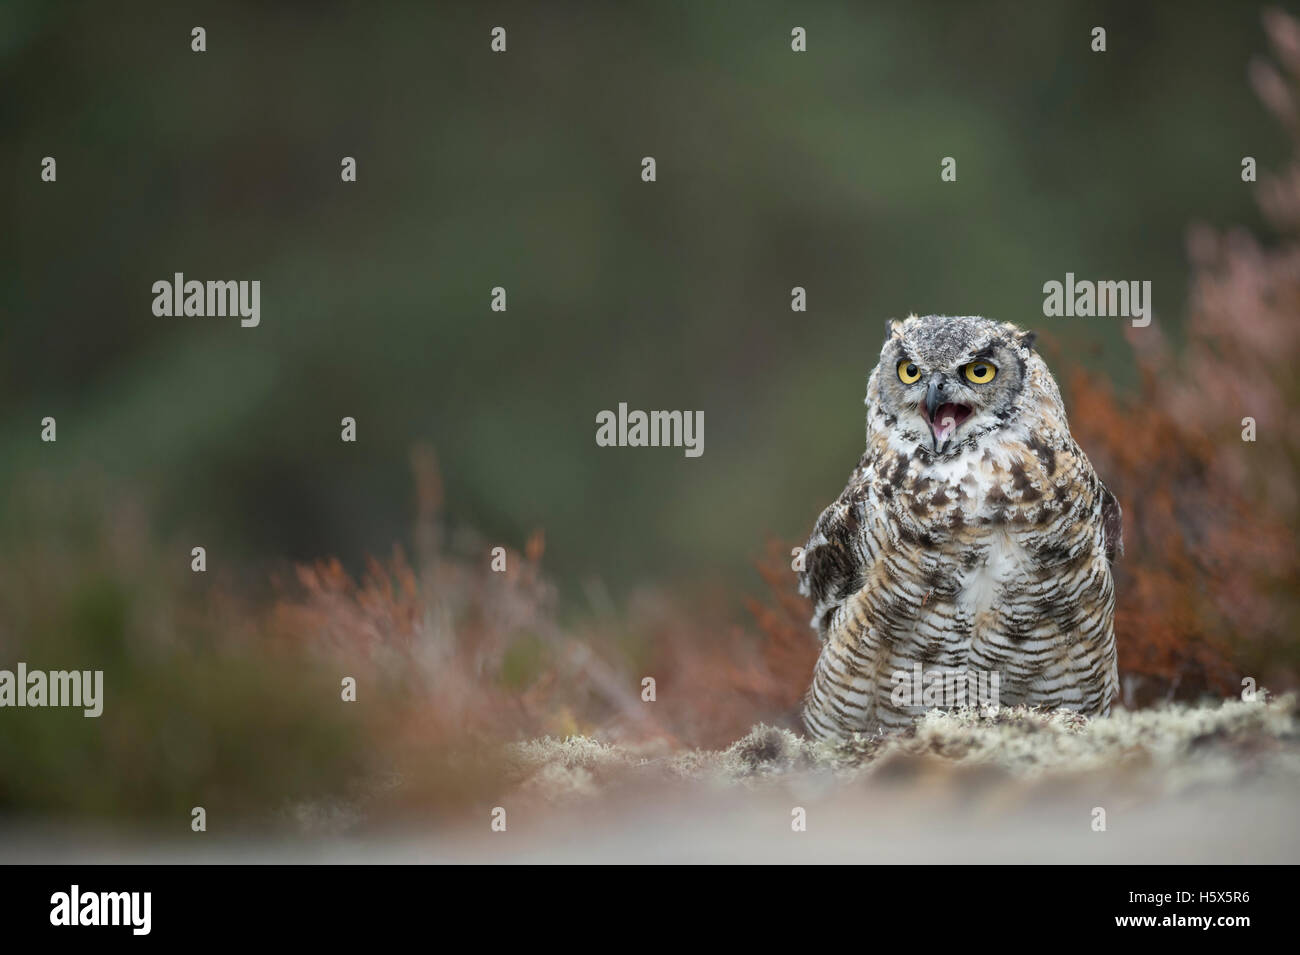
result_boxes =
[505,694,1299,801]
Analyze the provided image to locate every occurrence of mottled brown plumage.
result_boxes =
[799,315,1121,740]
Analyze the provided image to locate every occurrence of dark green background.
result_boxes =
[0,1,1284,601]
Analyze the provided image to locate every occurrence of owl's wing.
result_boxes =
[798,460,871,639]
[1101,484,1123,562]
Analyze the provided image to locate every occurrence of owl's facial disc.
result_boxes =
[884,317,1029,456]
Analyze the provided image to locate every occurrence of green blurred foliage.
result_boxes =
[0,475,375,823]
[0,0,1288,601]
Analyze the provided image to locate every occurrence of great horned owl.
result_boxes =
[798,314,1122,740]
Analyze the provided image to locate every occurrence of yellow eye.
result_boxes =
[964,361,997,384]
[897,361,921,384]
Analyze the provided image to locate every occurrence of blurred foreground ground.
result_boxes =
[4,696,1296,863]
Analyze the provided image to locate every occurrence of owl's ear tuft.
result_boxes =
[885,319,904,341]
[1016,329,1038,352]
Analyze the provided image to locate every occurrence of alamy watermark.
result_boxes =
[50,886,150,935]
[152,273,260,327]
[0,663,103,717]
[595,403,703,457]
[1042,272,1151,327]
[890,664,1001,709]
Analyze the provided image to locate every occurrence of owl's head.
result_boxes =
[872,314,1043,456]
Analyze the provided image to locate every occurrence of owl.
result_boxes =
[798,314,1122,740]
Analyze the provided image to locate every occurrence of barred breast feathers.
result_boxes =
[798,315,1122,739]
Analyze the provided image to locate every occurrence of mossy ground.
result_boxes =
[506,694,1300,801]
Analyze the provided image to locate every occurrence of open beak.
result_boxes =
[921,377,972,453]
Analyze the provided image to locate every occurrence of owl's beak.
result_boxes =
[924,378,949,423]
[922,376,972,452]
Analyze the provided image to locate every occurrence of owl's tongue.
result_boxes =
[929,402,971,443]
